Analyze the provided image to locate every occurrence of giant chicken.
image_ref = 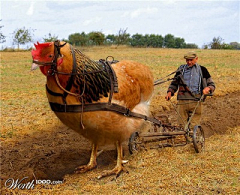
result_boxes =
[31,41,154,178]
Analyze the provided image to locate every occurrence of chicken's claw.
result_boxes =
[97,165,128,179]
[75,143,98,174]
[74,164,97,173]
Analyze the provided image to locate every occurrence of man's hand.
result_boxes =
[203,87,211,95]
[165,92,172,101]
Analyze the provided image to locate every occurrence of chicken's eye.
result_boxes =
[49,54,54,58]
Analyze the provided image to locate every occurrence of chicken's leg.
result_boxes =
[97,141,125,179]
[75,143,98,173]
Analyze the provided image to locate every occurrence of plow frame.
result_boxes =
[128,95,208,154]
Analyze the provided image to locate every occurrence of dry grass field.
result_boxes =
[1,47,240,194]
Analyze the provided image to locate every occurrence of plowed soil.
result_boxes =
[1,91,240,187]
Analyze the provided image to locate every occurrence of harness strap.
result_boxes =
[99,59,118,104]
[50,41,77,103]
[105,60,118,93]
[49,102,161,126]
[46,84,63,97]
[32,60,53,66]
[63,45,77,100]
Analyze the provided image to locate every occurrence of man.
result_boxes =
[165,51,215,129]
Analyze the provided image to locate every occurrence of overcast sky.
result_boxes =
[1,0,239,48]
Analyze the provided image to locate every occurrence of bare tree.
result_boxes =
[116,28,130,46]
[209,37,224,49]
[0,20,6,43]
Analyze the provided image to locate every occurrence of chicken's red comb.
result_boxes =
[34,42,53,50]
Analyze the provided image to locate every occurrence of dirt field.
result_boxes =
[1,90,240,182]
[1,48,240,194]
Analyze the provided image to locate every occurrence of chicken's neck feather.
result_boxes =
[71,49,111,103]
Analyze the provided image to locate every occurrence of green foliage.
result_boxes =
[130,33,187,48]
[130,33,145,47]
[185,43,198,49]
[221,43,233,50]
[163,34,187,48]
[229,42,240,50]
[164,34,175,48]
[208,37,237,50]
[105,34,116,45]
[88,31,105,45]
[146,34,164,48]
[203,44,208,49]
[175,37,186,48]
[68,32,88,46]
[130,34,164,48]
[13,27,34,49]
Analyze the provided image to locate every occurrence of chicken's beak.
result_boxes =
[31,47,39,71]
[31,62,39,71]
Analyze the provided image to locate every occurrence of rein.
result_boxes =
[153,68,184,86]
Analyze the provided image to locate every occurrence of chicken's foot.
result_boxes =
[97,141,128,179]
[75,143,97,173]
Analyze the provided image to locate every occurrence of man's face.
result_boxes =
[186,57,198,67]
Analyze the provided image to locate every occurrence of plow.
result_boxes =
[128,94,208,154]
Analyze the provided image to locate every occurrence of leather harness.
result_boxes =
[33,40,161,126]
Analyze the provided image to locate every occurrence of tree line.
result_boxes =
[64,30,199,49]
[0,25,239,50]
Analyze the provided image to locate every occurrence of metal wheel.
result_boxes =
[193,125,205,153]
[128,131,141,154]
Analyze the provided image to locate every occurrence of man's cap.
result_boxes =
[184,51,197,59]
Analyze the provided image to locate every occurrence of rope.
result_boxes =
[153,67,185,86]
[54,73,86,129]
[54,74,80,97]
